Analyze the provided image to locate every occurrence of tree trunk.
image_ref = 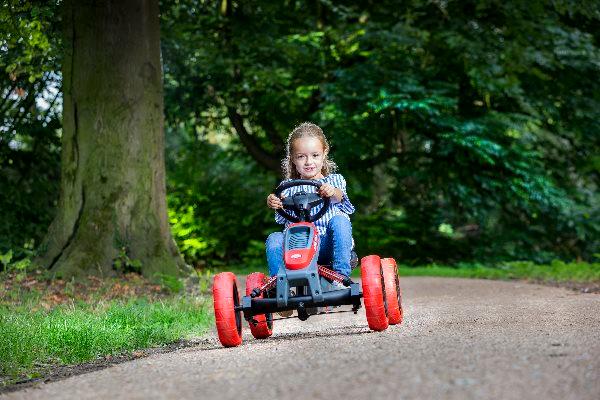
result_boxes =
[37,0,187,278]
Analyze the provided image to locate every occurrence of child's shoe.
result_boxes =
[332,276,353,289]
[331,280,347,290]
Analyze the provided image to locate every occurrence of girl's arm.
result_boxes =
[318,183,343,203]
[322,174,355,214]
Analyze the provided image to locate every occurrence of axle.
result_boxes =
[238,283,362,319]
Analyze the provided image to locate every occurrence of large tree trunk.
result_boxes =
[37,0,186,278]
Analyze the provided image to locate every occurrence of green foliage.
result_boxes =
[0,1,62,261]
[168,200,219,263]
[496,260,600,282]
[165,123,275,268]
[0,250,12,269]
[0,249,33,283]
[159,0,599,265]
[1,0,598,269]
[112,247,142,275]
[195,268,214,294]
[237,239,270,272]
[156,273,184,294]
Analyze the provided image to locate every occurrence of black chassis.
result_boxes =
[237,179,362,322]
[238,274,363,322]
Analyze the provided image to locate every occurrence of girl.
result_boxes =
[266,122,355,281]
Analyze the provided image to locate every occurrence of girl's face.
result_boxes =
[292,137,327,180]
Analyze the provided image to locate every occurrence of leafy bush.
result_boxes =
[2,0,598,269]
[165,126,276,268]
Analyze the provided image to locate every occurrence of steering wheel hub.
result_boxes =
[273,180,331,223]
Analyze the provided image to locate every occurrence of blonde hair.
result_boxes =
[282,122,337,179]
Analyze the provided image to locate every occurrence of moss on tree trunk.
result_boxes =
[37,0,187,278]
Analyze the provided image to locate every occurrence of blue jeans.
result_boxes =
[265,215,353,278]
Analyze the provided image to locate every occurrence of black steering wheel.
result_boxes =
[273,180,331,223]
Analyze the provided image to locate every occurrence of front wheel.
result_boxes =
[213,272,243,347]
[360,255,389,331]
[382,258,403,325]
[245,272,273,339]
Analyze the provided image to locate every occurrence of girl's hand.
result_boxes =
[318,183,336,198]
[267,193,283,209]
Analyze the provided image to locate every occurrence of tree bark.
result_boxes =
[36,0,186,278]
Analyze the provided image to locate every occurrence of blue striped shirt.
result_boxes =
[274,173,355,236]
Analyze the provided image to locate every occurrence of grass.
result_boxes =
[0,271,213,387]
[227,259,600,284]
[356,260,600,283]
[2,258,597,388]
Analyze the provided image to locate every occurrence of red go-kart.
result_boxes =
[212,179,403,347]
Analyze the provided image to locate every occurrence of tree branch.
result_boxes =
[227,107,281,172]
[258,116,285,155]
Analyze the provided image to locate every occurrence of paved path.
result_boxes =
[4,277,599,400]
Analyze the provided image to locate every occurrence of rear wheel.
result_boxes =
[360,255,389,331]
[382,258,403,325]
[245,272,273,339]
[213,272,243,347]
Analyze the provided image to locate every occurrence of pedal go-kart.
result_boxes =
[212,179,403,347]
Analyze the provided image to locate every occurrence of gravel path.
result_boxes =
[4,277,599,400]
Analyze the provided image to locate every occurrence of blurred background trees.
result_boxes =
[2,0,598,271]
[1,1,61,261]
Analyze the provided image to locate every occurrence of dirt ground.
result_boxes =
[3,277,599,400]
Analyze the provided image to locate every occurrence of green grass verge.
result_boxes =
[352,260,600,282]
[227,259,599,283]
[0,296,212,384]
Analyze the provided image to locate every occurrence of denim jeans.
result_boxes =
[265,215,353,278]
